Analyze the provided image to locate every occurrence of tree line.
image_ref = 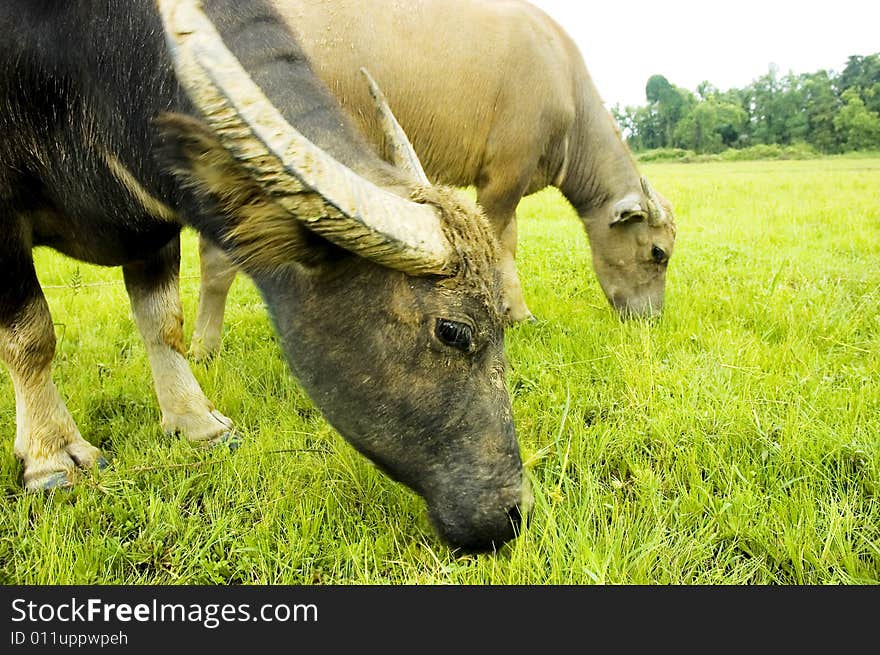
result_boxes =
[613,53,880,154]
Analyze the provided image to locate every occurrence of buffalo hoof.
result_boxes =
[504,307,536,325]
[37,471,73,491]
[96,456,110,470]
[210,431,243,452]
[188,341,216,363]
[509,312,538,326]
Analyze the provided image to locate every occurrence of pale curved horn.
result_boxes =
[640,176,667,227]
[360,67,431,186]
[157,0,454,276]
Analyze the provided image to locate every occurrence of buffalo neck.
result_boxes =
[558,62,643,218]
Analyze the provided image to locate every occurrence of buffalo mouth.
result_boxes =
[426,475,531,553]
[430,506,523,554]
[610,292,663,320]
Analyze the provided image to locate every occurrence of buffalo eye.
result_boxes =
[435,319,473,352]
[651,245,668,264]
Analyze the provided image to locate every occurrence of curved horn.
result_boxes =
[360,67,431,185]
[640,176,667,227]
[157,0,454,276]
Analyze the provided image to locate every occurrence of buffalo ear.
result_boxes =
[609,196,648,227]
[156,112,341,272]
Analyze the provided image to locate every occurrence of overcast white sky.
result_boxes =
[528,0,880,108]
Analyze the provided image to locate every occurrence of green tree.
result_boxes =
[802,71,840,152]
[747,66,808,145]
[839,54,880,114]
[645,74,695,147]
[635,104,663,150]
[696,80,719,101]
[620,53,880,154]
[674,100,748,153]
[834,88,880,150]
[612,104,659,150]
[719,87,753,146]
[611,104,635,139]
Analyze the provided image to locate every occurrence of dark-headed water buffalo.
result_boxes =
[0,0,527,552]
[190,0,678,358]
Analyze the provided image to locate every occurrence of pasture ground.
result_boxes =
[1,158,878,584]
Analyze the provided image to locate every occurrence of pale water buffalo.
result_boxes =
[0,0,527,551]
[190,0,678,358]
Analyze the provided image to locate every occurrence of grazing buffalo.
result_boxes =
[0,0,528,552]
[190,0,678,357]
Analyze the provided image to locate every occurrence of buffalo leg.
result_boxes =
[476,183,534,323]
[123,237,237,446]
[190,236,237,360]
[0,232,105,489]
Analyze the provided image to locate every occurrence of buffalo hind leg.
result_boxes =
[190,237,237,360]
[0,241,105,490]
[123,238,238,447]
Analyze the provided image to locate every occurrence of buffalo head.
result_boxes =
[156,0,528,551]
[583,177,677,319]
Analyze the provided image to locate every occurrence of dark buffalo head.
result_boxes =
[583,177,677,319]
[157,0,528,551]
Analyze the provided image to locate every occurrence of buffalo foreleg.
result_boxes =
[123,237,237,447]
[190,236,237,360]
[0,231,105,489]
[476,180,534,323]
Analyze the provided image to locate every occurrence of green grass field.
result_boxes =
[1,158,878,584]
